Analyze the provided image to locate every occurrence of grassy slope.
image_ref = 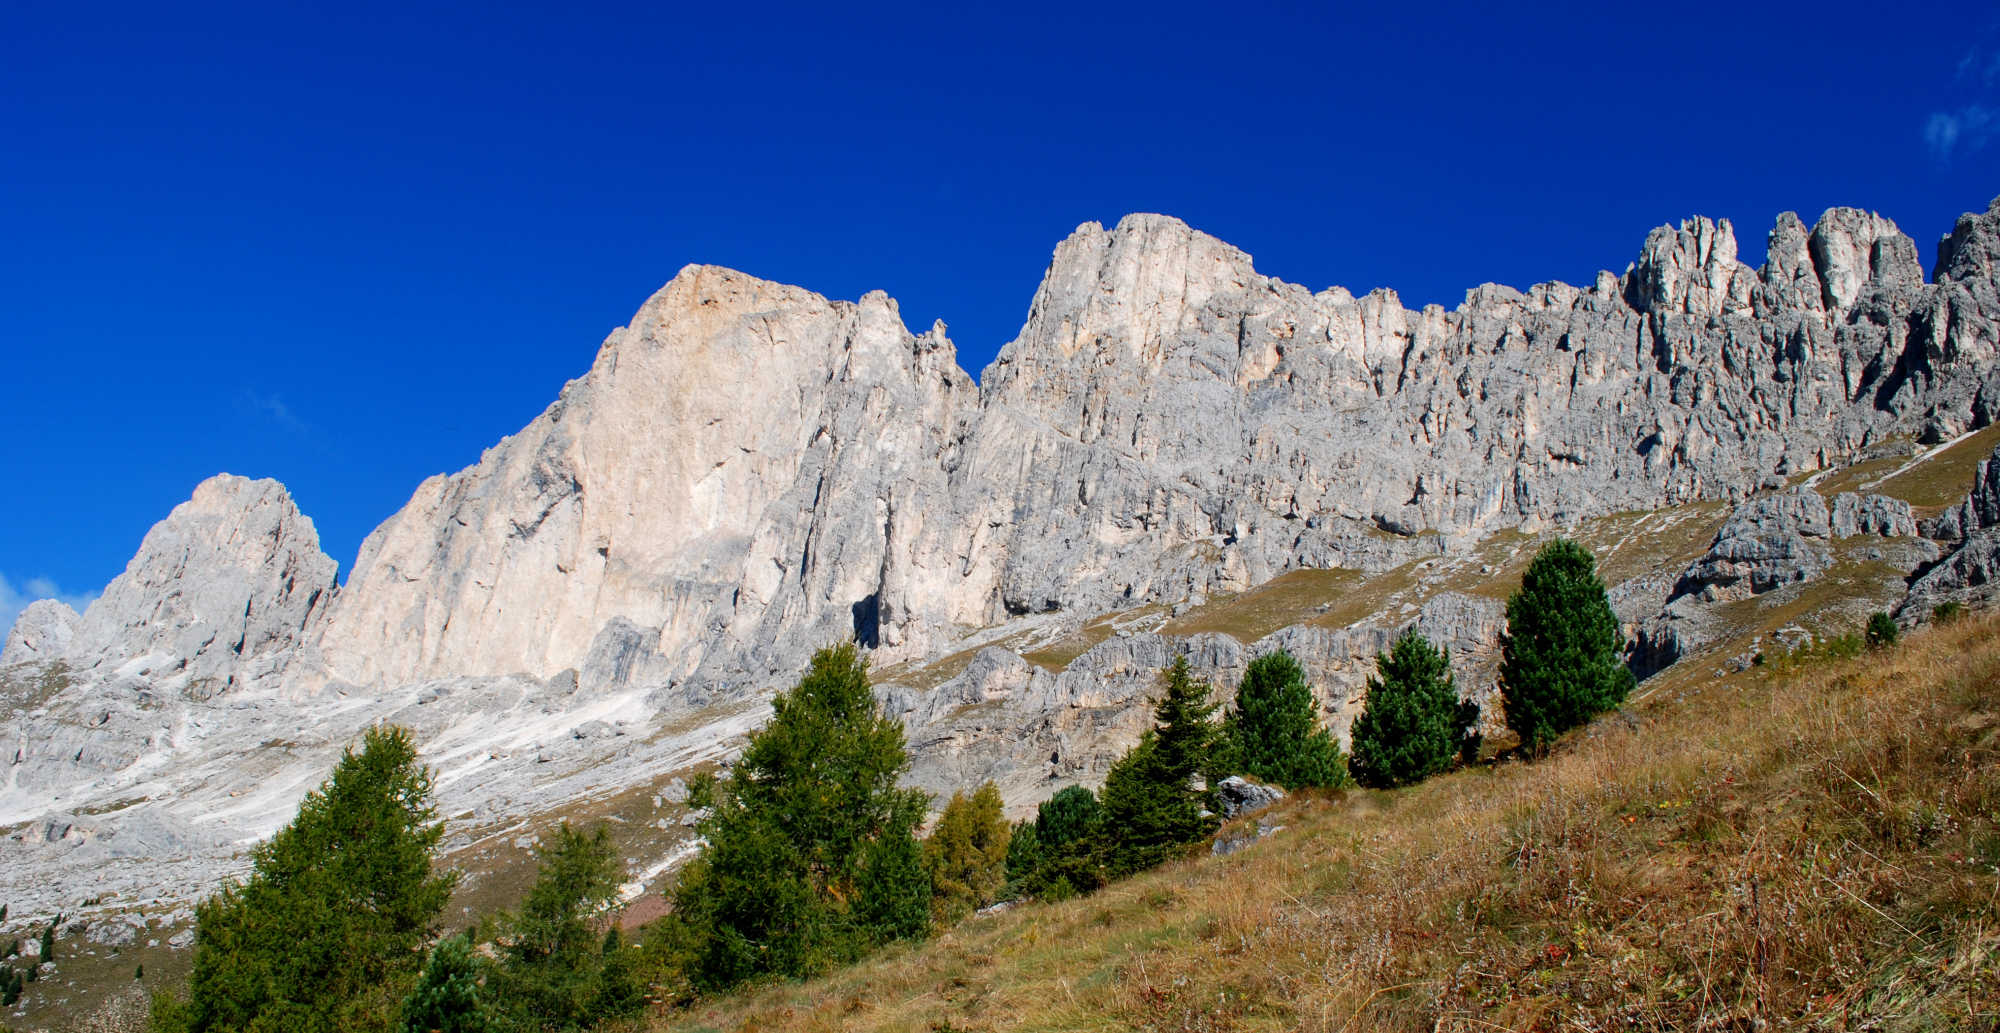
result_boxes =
[651,614,2000,1032]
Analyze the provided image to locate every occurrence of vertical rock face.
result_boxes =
[65,474,338,697]
[1629,217,1753,317]
[289,197,2000,695]
[316,265,977,690]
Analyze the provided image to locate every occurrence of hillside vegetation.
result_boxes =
[651,613,2000,1032]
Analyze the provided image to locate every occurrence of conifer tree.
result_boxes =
[1100,658,1221,878]
[1349,629,1474,788]
[1499,539,1633,751]
[491,822,632,1031]
[182,725,454,1033]
[1008,785,1104,899]
[856,821,932,941]
[1222,649,1345,790]
[589,927,644,1021]
[668,643,930,990]
[398,933,489,1033]
[924,781,1011,922]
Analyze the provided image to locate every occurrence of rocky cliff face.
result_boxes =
[317,267,977,692]
[62,474,337,699]
[7,194,2000,928]
[312,198,2000,698]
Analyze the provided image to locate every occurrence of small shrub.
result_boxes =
[1933,600,1965,625]
[1866,612,1899,650]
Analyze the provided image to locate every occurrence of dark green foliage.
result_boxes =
[1222,650,1345,790]
[857,824,933,941]
[490,822,637,1032]
[1498,539,1634,752]
[1002,819,1042,898]
[1867,611,1899,650]
[1456,698,1484,765]
[666,643,931,991]
[1099,658,1222,879]
[590,927,644,1022]
[180,725,455,1033]
[924,782,1011,922]
[398,933,489,1033]
[1349,630,1476,789]
[0,962,19,1007]
[37,918,55,965]
[1933,600,1966,625]
[1006,785,1105,900]
[136,964,144,981]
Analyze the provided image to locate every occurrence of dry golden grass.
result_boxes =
[647,612,2000,1032]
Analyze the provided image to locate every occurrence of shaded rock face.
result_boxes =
[889,591,1506,814]
[1665,488,1914,604]
[1903,441,2000,618]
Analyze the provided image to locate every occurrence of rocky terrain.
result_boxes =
[5,193,2000,1028]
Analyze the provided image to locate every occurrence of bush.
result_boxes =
[1867,611,1899,650]
[1933,600,1966,625]
[398,933,489,1033]
[1222,650,1346,790]
[180,726,455,1033]
[1349,629,1477,789]
[1499,539,1633,752]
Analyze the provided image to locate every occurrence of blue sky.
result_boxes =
[4,0,1998,633]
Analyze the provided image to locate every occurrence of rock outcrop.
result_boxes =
[63,474,338,699]
[1903,441,2000,618]
[292,197,2000,702]
[1,599,79,666]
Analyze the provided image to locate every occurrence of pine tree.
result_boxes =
[1223,649,1345,790]
[491,822,633,1032]
[398,933,489,1033]
[1349,629,1474,789]
[1009,785,1104,900]
[184,725,455,1033]
[1499,539,1633,752]
[1002,818,1043,899]
[1100,658,1221,878]
[924,782,1011,922]
[667,643,931,990]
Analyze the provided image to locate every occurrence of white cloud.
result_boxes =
[1926,105,1996,161]
[241,390,308,433]
[0,573,101,643]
